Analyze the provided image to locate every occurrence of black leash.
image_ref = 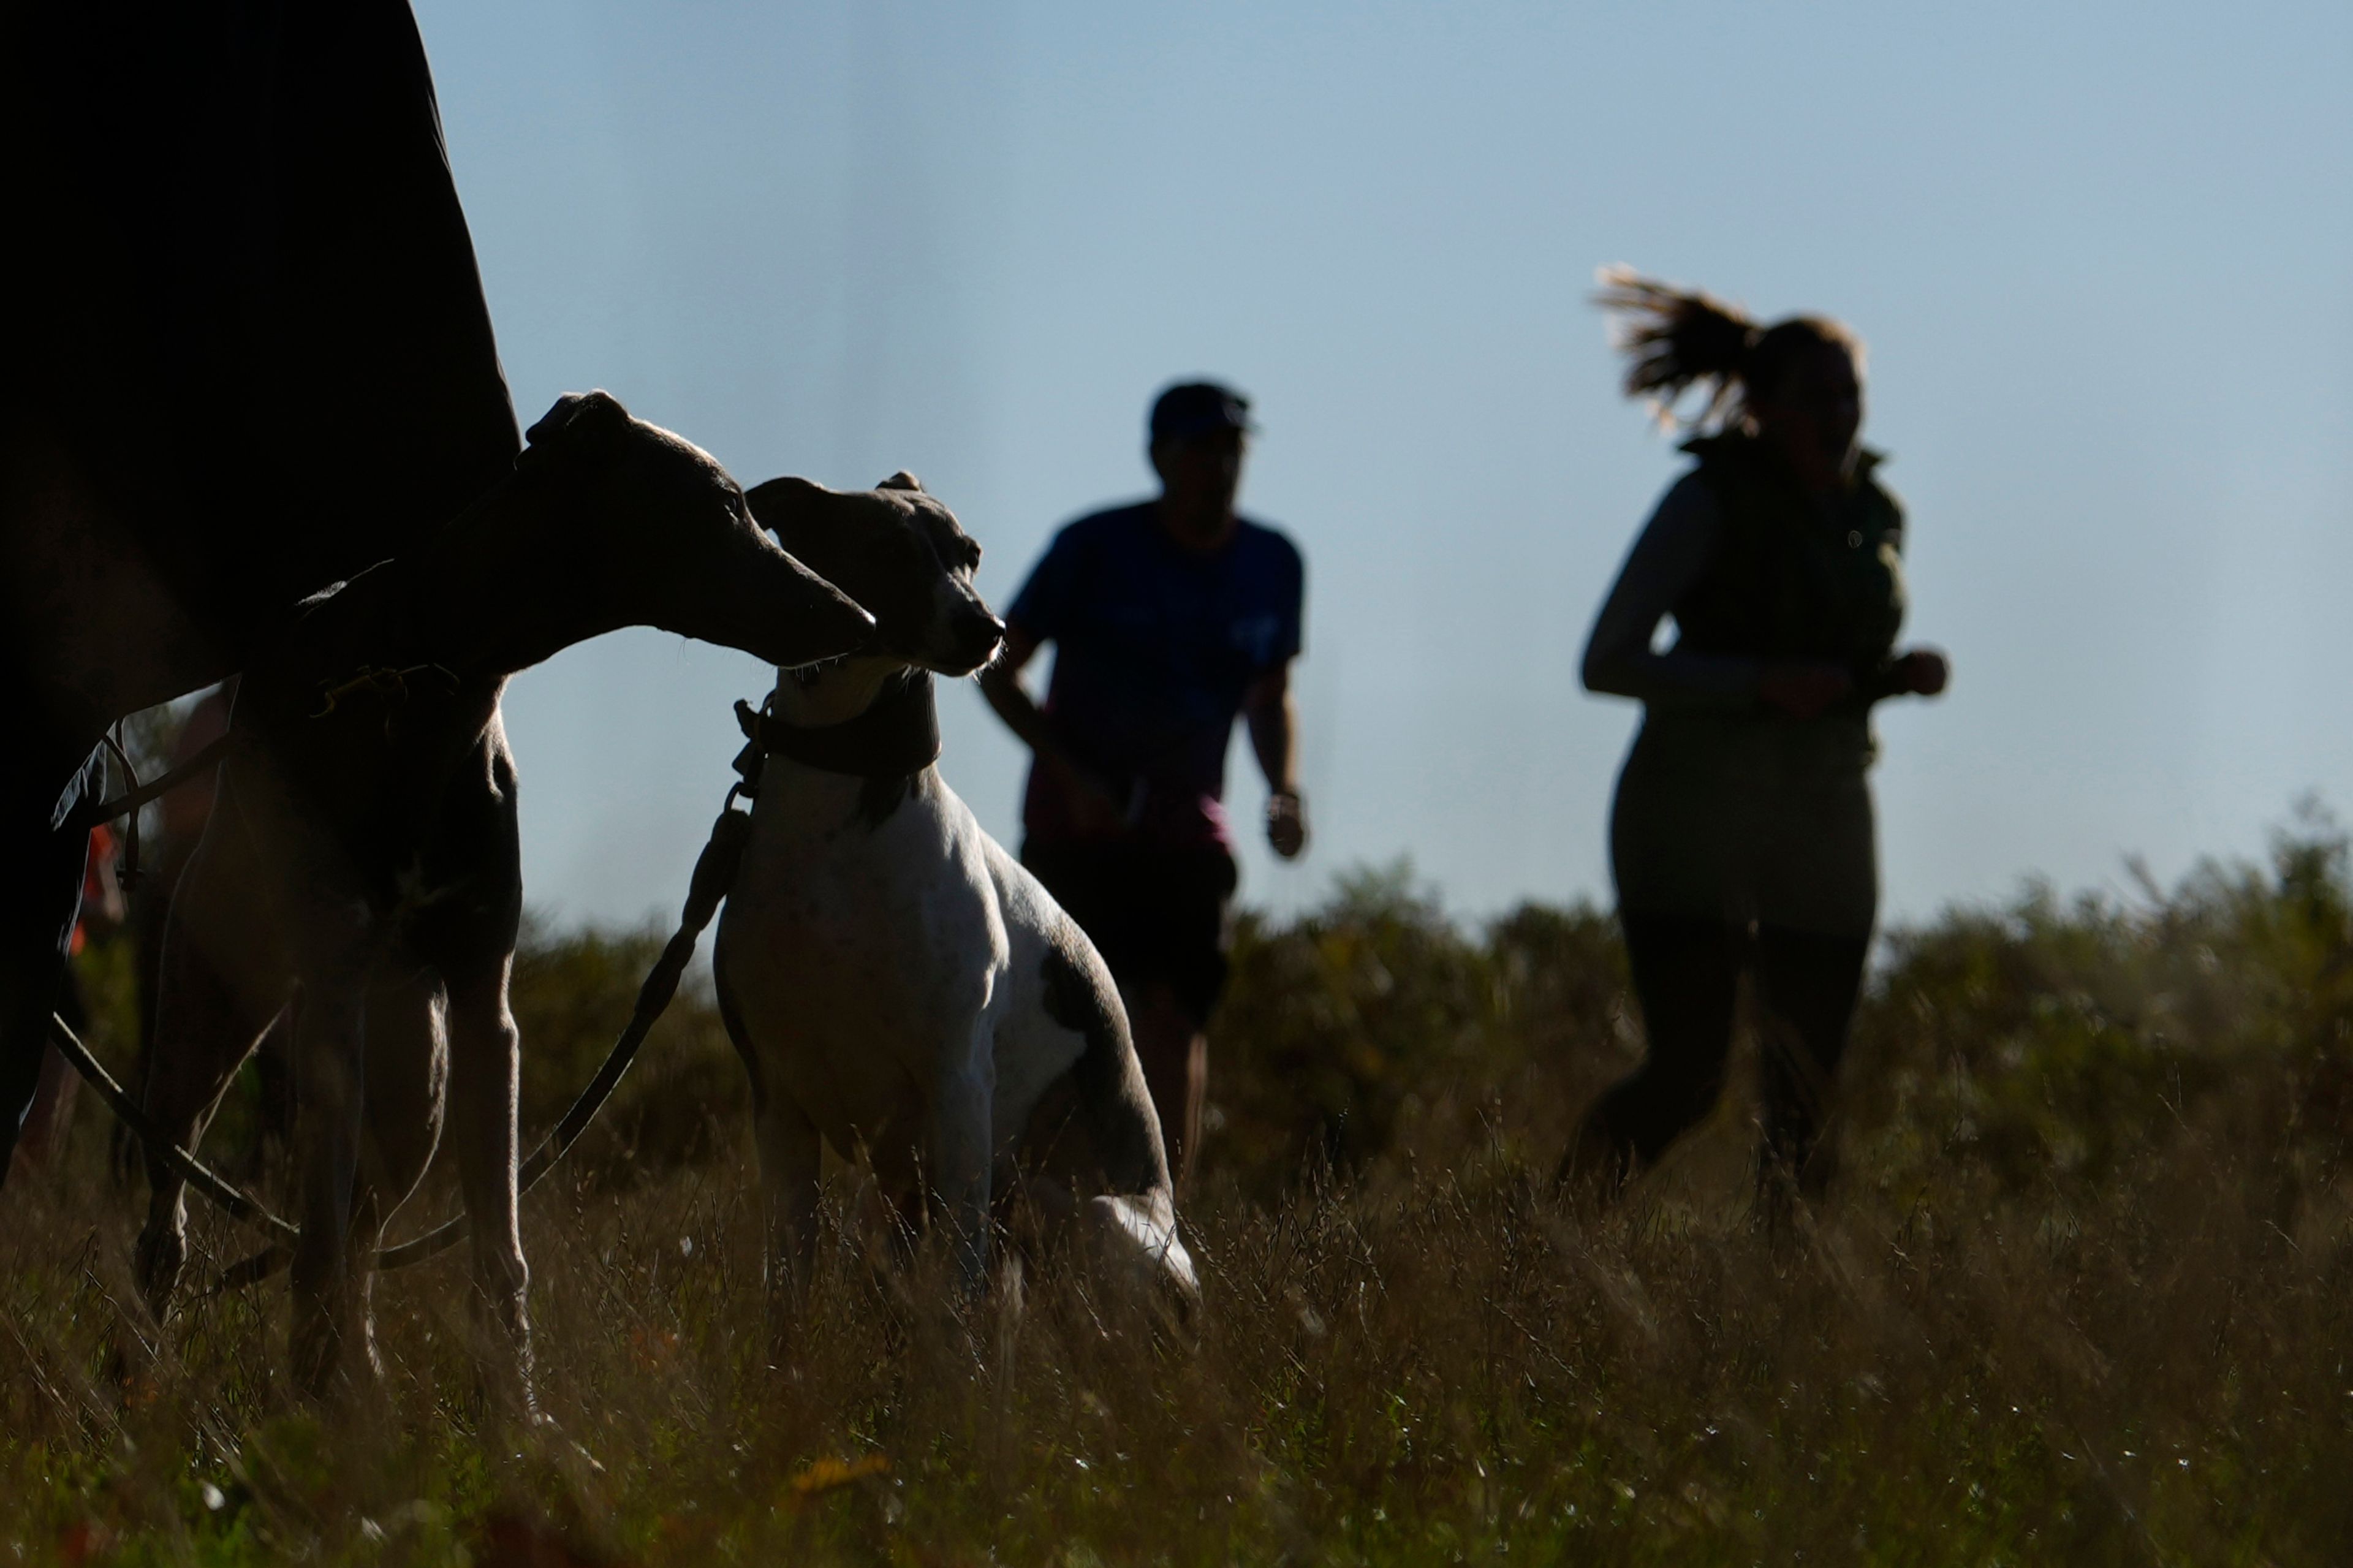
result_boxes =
[63,732,234,892]
[46,1012,298,1247]
[61,661,457,847]
[66,733,230,835]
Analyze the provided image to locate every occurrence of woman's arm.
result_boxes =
[1580,474,1763,708]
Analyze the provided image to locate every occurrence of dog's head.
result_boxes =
[515,392,874,670]
[743,472,1004,678]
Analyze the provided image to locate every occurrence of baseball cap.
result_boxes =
[1148,381,1254,445]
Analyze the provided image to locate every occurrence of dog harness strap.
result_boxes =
[751,671,942,778]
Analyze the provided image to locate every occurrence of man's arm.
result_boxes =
[978,624,1056,756]
[1242,661,1306,859]
[979,624,1127,835]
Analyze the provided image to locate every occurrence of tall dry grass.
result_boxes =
[6,819,2353,1562]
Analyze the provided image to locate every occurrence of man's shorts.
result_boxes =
[1021,839,1240,1029]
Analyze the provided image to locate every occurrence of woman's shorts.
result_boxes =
[1610,712,1879,940]
[1021,839,1240,1028]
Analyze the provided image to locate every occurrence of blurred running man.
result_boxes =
[982,381,1308,1181]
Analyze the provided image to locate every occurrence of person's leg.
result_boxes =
[119,860,175,1183]
[1751,925,1870,1194]
[0,743,101,1181]
[1146,847,1236,1185]
[1122,980,1205,1185]
[1562,909,1744,1196]
[13,1020,79,1175]
[1025,839,1229,1185]
[1748,768,1876,1199]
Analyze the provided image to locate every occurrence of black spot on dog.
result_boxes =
[1041,936,1121,1078]
[1040,922,1165,1195]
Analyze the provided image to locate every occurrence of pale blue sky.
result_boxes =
[412,0,2353,930]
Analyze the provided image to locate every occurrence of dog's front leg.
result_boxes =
[928,1040,996,1299]
[135,918,280,1323]
[446,956,532,1415]
[752,1095,820,1355]
[288,917,371,1399]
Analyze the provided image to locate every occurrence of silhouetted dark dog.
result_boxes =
[135,393,875,1403]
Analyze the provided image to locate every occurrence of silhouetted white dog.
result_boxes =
[716,473,1197,1327]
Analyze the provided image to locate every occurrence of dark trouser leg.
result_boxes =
[1123,982,1205,1184]
[0,744,101,1181]
[1023,840,1231,1187]
[1750,925,1870,1194]
[1566,910,1744,1194]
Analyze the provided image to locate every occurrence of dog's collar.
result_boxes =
[741,669,941,779]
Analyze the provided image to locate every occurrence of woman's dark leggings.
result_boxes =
[1580,909,1870,1192]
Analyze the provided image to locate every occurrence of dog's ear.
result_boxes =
[876,470,925,494]
[521,391,630,466]
[745,475,831,550]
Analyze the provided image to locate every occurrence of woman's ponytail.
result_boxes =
[1595,267,1759,426]
[1596,267,1857,430]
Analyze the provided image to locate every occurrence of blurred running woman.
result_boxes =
[1565,273,1949,1202]
[982,381,1308,1181]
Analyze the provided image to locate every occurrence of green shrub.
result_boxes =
[67,812,2353,1214]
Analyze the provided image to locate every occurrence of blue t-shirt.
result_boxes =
[1009,501,1305,849]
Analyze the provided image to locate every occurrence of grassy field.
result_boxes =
[6,820,2353,1564]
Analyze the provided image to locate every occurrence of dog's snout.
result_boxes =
[952,607,1006,670]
